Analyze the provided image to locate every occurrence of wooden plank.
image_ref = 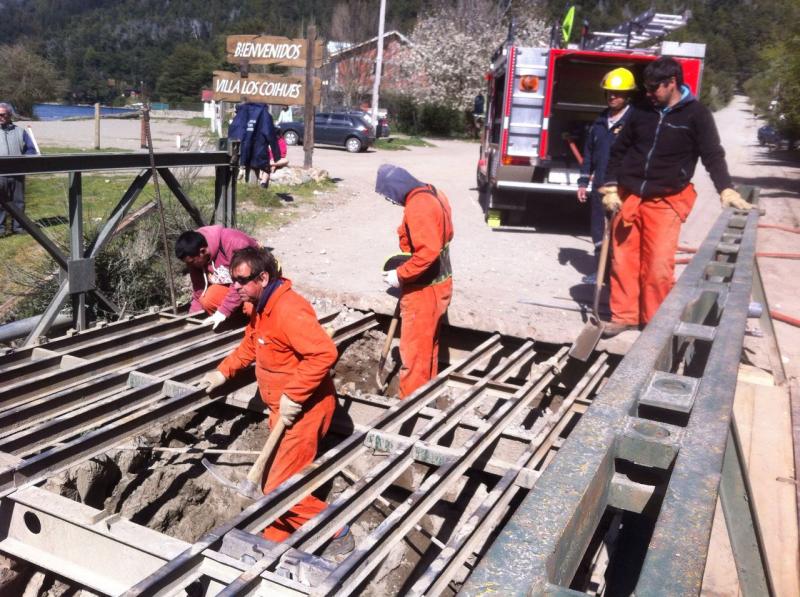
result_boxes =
[226,35,323,68]
[704,370,799,597]
[734,374,799,597]
[211,71,320,106]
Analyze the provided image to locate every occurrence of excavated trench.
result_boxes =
[6,303,617,596]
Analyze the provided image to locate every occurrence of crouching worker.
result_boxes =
[376,164,454,398]
[175,225,259,329]
[201,247,352,553]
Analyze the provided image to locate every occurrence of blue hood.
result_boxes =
[375,164,424,206]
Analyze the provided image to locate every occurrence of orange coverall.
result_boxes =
[610,184,697,325]
[198,284,253,317]
[396,186,454,398]
[217,278,337,541]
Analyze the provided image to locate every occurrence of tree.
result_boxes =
[155,44,218,104]
[0,44,67,116]
[399,0,548,110]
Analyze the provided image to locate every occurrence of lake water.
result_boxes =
[33,103,137,121]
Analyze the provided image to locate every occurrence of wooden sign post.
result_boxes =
[217,31,323,168]
[303,25,316,169]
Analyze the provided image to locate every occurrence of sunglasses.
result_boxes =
[0,113,10,118]
[644,79,670,92]
[232,271,263,285]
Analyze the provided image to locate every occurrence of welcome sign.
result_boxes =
[226,35,323,68]
[212,71,321,105]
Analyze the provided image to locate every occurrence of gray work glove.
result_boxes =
[279,393,303,427]
[201,370,227,394]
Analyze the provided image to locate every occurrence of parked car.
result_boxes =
[340,110,390,138]
[277,112,375,153]
[757,125,785,147]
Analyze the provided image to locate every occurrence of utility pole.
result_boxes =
[370,0,387,132]
[304,24,317,168]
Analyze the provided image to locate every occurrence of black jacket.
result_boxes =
[577,106,632,191]
[228,103,282,170]
[605,89,732,198]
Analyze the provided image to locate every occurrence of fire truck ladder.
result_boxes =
[585,9,691,52]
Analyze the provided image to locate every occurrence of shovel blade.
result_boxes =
[569,317,604,362]
[202,458,262,500]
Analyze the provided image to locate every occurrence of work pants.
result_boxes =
[610,185,696,325]
[0,176,25,233]
[398,278,453,398]
[198,284,252,317]
[261,392,336,542]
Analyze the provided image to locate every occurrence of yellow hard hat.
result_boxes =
[601,68,637,91]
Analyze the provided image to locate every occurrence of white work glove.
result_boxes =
[201,370,227,394]
[383,269,400,288]
[720,188,753,210]
[279,393,303,427]
[203,311,227,330]
[599,185,622,212]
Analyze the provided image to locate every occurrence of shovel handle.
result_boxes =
[593,209,616,318]
[377,301,401,370]
[246,418,286,487]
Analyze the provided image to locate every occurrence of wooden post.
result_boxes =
[94,103,100,150]
[303,25,316,169]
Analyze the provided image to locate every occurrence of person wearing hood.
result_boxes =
[375,164,454,398]
[598,57,755,337]
[175,225,259,329]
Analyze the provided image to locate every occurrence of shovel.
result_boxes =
[202,419,286,500]
[569,210,615,361]
[375,300,401,394]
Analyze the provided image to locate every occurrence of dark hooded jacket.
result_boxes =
[375,164,423,205]
[228,103,282,171]
[605,88,733,198]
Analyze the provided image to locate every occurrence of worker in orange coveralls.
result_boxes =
[201,247,353,556]
[376,164,454,398]
[599,57,755,337]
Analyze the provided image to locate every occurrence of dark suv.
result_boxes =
[278,113,374,153]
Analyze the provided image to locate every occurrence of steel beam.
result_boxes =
[0,152,230,176]
[462,197,764,596]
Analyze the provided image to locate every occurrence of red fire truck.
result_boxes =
[476,12,706,227]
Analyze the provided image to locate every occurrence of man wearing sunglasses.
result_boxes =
[0,102,38,236]
[201,247,352,552]
[598,57,754,337]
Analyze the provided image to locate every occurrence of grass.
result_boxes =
[375,136,435,151]
[39,146,133,154]
[0,172,336,309]
[184,116,210,128]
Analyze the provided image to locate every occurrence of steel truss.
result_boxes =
[464,193,770,595]
[0,192,765,596]
[0,152,236,344]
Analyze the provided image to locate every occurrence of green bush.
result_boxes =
[382,93,466,137]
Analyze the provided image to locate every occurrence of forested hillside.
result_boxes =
[0,0,797,136]
[0,0,421,106]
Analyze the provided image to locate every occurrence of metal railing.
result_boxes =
[0,152,237,345]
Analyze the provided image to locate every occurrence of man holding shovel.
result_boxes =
[599,57,753,337]
[201,247,351,552]
[376,164,454,398]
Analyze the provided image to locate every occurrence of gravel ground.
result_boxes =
[27,98,800,375]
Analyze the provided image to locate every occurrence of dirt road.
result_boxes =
[261,95,798,360]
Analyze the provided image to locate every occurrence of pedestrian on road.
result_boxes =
[201,247,353,555]
[600,57,754,337]
[576,67,636,284]
[0,102,38,236]
[376,164,454,398]
[175,225,259,329]
[276,105,293,125]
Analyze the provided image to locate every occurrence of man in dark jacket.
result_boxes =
[0,103,38,235]
[228,102,282,186]
[598,58,753,337]
[577,67,636,284]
